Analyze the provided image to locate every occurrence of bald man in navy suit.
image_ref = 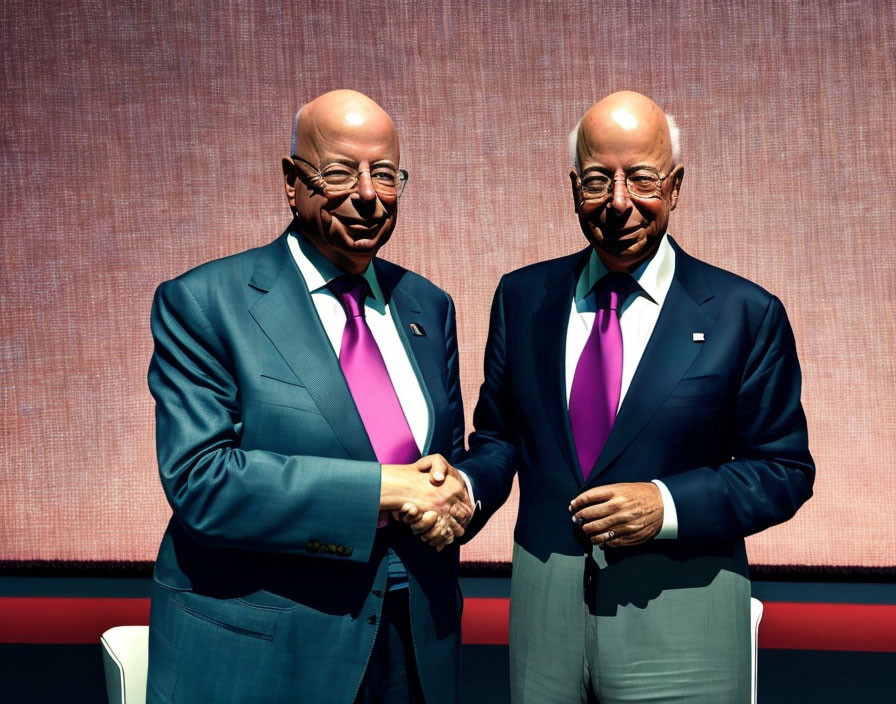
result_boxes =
[458,92,814,702]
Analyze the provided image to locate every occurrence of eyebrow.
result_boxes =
[320,157,398,168]
[581,163,658,175]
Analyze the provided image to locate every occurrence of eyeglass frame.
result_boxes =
[574,165,673,203]
[290,155,409,198]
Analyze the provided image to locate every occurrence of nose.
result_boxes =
[608,173,631,212]
[356,170,377,202]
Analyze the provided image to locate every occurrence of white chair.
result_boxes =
[750,597,764,704]
[101,625,149,704]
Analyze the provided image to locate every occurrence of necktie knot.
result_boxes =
[594,271,639,312]
[329,275,368,319]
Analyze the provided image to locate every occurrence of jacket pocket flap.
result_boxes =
[174,590,279,640]
[252,374,320,412]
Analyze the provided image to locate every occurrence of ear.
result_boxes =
[668,164,684,211]
[569,169,582,213]
[282,156,298,209]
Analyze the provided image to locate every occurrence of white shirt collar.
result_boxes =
[287,232,386,312]
[575,233,675,311]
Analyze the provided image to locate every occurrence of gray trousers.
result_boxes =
[509,543,750,703]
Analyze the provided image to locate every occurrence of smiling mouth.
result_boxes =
[339,220,385,249]
[341,219,383,235]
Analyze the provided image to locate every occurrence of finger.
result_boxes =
[429,516,456,545]
[569,487,616,512]
[448,516,466,538]
[410,510,439,535]
[429,455,451,484]
[593,516,658,546]
[591,527,624,547]
[394,502,420,524]
[620,520,663,546]
[571,497,626,526]
[579,512,634,537]
[423,519,455,549]
[605,525,654,548]
[450,505,472,528]
[424,459,448,485]
[420,516,449,542]
[416,453,447,472]
[450,499,473,520]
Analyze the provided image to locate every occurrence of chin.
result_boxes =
[590,236,658,271]
[335,229,394,270]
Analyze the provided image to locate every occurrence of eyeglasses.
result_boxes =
[577,167,671,201]
[291,155,408,198]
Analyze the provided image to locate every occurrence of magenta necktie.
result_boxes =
[329,275,420,468]
[568,272,636,480]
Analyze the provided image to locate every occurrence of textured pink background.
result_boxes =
[2,1,894,567]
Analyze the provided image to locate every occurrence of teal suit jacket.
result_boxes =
[146,231,465,704]
[461,237,814,569]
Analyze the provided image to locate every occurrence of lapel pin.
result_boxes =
[692,332,705,342]
[410,323,426,337]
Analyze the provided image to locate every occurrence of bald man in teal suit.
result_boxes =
[147,91,471,704]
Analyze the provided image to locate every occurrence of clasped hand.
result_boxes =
[568,482,664,548]
[381,454,472,551]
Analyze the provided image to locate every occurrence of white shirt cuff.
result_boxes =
[651,479,678,539]
[458,470,480,512]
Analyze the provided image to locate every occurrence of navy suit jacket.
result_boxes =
[146,231,465,704]
[460,237,814,572]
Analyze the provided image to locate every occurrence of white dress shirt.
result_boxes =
[287,233,429,451]
[565,234,679,538]
[288,233,477,509]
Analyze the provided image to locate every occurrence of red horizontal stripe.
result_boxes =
[759,601,896,652]
[0,597,151,644]
[1,597,894,652]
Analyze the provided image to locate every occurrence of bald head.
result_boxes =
[568,91,685,272]
[570,91,680,169]
[282,90,402,274]
[291,89,399,162]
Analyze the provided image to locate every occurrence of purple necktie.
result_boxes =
[329,275,420,469]
[568,272,636,480]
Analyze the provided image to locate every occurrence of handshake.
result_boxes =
[380,454,474,551]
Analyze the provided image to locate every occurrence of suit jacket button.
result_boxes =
[328,544,337,554]
[367,615,378,625]
[372,590,384,598]
[344,546,353,557]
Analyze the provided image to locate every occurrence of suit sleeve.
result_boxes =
[148,278,381,562]
[456,277,518,540]
[660,295,815,543]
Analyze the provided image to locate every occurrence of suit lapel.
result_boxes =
[376,262,438,455]
[247,235,375,461]
[532,255,585,483]
[588,240,718,481]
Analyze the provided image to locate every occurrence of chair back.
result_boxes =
[100,625,149,704]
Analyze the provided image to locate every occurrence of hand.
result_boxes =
[421,453,473,531]
[394,454,473,550]
[392,502,459,551]
[568,482,663,548]
[381,455,472,550]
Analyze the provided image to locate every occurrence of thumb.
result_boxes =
[417,454,447,483]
